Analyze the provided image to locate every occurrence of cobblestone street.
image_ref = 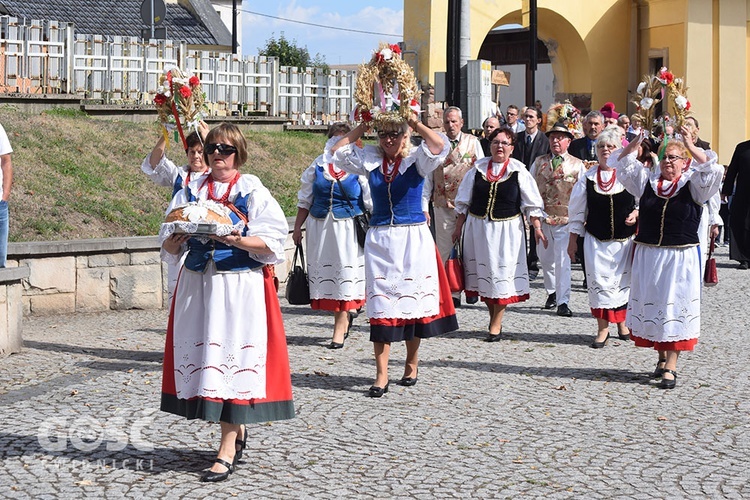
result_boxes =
[1,246,748,498]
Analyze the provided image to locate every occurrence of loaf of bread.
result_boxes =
[164,200,232,225]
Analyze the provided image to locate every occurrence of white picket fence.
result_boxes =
[0,16,356,124]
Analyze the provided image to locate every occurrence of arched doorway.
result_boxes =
[476,9,593,116]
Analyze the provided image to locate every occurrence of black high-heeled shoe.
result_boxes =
[651,358,667,378]
[659,369,677,389]
[201,458,234,482]
[590,333,609,349]
[397,369,418,387]
[234,425,247,462]
[367,382,389,397]
[328,341,344,349]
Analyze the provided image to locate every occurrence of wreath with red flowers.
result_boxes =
[153,67,206,148]
[353,43,420,129]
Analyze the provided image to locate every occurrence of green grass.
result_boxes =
[1,108,326,242]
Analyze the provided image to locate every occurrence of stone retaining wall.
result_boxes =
[0,266,28,357]
[6,230,295,318]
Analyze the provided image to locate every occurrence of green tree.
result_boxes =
[259,32,328,72]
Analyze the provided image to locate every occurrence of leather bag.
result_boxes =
[285,244,310,305]
[704,238,718,287]
[336,177,369,248]
[445,242,465,293]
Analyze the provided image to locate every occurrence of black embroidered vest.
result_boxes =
[468,170,522,220]
[584,178,636,241]
[635,180,701,247]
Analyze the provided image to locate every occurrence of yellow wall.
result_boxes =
[403,0,750,159]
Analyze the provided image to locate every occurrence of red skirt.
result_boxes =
[632,334,698,351]
[591,304,627,323]
[161,265,295,424]
[467,292,530,306]
[369,245,459,343]
[311,298,365,312]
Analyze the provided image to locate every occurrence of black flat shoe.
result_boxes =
[484,331,502,342]
[201,458,234,483]
[651,358,667,379]
[659,369,677,389]
[368,382,389,397]
[590,334,609,349]
[397,376,418,387]
[466,295,479,304]
[234,426,248,462]
[328,341,344,349]
[543,292,556,310]
[556,303,573,317]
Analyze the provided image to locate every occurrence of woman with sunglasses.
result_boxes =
[452,126,546,342]
[567,128,638,349]
[328,112,458,397]
[161,123,294,481]
[141,122,210,300]
[612,126,722,389]
[292,123,371,349]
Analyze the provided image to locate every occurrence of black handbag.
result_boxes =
[285,244,310,305]
[335,177,369,248]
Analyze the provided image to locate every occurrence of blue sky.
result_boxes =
[240,1,404,66]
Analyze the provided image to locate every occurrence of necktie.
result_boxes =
[450,139,458,150]
[552,155,563,168]
[523,135,532,166]
[588,141,596,161]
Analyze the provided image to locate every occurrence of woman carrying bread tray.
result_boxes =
[141,121,210,301]
[292,122,372,350]
[160,123,295,482]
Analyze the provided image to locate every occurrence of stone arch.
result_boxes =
[478,8,592,106]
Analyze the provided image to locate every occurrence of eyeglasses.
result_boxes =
[663,155,685,163]
[596,143,618,150]
[490,140,512,147]
[549,135,570,142]
[377,131,404,141]
[205,143,238,155]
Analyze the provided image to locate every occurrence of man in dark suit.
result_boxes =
[512,106,550,278]
[569,110,604,163]
[479,116,500,157]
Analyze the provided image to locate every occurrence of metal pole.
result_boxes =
[232,0,238,55]
[528,0,537,106]
[150,0,155,38]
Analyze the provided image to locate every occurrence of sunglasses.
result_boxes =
[377,131,404,141]
[663,155,685,163]
[205,143,238,155]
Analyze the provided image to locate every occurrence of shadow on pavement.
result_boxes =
[24,341,162,363]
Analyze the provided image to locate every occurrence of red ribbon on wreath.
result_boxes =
[170,101,187,150]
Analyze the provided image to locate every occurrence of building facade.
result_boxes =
[404,0,749,162]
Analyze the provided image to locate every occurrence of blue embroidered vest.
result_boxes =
[309,167,364,219]
[368,164,427,226]
[183,192,264,272]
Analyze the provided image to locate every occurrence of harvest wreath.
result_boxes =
[353,42,420,128]
[153,66,207,149]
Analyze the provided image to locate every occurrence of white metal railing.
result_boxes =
[0,15,355,123]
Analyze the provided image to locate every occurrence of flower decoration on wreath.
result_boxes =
[545,100,583,138]
[153,66,207,149]
[632,66,691,142]
[352,42,420,129]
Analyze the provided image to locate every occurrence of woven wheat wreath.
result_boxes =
[353,43,420,128]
